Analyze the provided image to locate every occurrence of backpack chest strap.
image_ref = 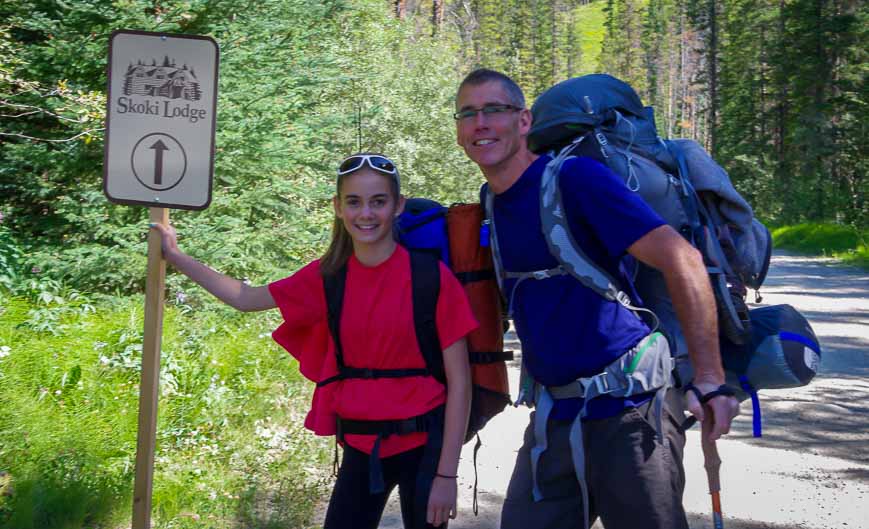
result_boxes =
[317,366,433,388]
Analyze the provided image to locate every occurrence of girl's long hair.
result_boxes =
[320,213,354,277]
[320,153,401,277]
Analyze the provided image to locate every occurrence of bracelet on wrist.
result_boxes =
[435,473,457,479]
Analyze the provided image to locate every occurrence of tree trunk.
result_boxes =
[759,19,767,142]
[552,0,561,81]
[775,0,787,180]
[395,0,406,19]
[432,0,444,36]
[567,6,576,77]
[707,0,718,155]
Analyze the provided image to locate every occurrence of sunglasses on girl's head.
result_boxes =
[337,155,398,176]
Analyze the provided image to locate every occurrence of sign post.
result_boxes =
[103,29,218,529]
[133,206,168,529]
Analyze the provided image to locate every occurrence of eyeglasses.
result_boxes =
[337,154,398,177]
[453,104,522,121]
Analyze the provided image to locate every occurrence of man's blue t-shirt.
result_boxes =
[489,155,666,420]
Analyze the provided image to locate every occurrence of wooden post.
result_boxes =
[132,207,169,529]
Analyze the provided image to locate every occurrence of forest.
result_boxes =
[0,0,865,527]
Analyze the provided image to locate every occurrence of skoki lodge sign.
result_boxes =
[102,30,219,529]
[104,30,218,210]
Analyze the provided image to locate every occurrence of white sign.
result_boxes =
[104,30,218,210]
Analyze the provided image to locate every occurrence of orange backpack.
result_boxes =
[397,199,513,441]
[446,203,513,442]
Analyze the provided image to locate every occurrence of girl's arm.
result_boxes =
[150,223,276,312]
[427,336,472,526]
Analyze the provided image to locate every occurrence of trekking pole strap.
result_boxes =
[738,375,763,438]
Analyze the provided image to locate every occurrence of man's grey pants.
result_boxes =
[500,393,689,529]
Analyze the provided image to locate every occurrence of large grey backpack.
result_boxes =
[517,75,822,438]
[528,74,772,352]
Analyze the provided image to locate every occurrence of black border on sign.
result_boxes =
[103,29,218,211]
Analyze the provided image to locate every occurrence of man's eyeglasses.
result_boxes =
[453,104,522,121]
[337,154,398,177]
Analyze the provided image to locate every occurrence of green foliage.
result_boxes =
[572,1,607,76]
[324,0,481,203]
[0,0,491,296]
[600,0,648,94]
[0,293,330,528]
[771,222,868,268]
[0,220,22,291]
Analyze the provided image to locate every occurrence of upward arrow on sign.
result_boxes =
[149,139,169,186]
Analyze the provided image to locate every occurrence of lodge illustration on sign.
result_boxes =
[123,56,202,101]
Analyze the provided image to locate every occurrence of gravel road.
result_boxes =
[372,250,869,529]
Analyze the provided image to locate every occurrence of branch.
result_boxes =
[0,100,84,123]
[0,111,41,118]
[0,128,104,143]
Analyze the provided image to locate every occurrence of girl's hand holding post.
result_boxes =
[149,222,182,265]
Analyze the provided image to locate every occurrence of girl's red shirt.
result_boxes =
[268,245,478,458]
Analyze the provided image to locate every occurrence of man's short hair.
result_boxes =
[456,69,526,109]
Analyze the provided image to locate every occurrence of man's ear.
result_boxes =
[395,194,407,217]
[518,107,533,136]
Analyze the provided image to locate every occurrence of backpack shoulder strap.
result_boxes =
[323,264,348,369]
[538,150,631,305]
[409,249,445,384]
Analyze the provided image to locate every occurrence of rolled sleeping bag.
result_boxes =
[721,304,821,437]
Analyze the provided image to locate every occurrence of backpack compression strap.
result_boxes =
[665,141,751,344]
[319,259,433,387]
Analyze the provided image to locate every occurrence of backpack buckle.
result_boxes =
[593,374,614,395]
[616,291,632,307]
[532,270,551,280]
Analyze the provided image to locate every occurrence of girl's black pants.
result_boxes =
[323,444,444,529]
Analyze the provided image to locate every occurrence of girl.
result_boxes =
[151,153,475,529]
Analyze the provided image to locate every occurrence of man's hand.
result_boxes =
[427,475,458,527]
[685,379,740,441]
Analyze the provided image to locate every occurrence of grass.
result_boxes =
[771,222,869,269]
[0,283,331,529]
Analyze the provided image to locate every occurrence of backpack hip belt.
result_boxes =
[527,332,673,529]
[336,405,446,495]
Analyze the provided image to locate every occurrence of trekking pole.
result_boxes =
[701,418,724,529]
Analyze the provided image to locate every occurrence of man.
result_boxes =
[454,68,740,529]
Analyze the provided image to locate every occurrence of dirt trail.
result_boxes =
[374,251,869,529]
